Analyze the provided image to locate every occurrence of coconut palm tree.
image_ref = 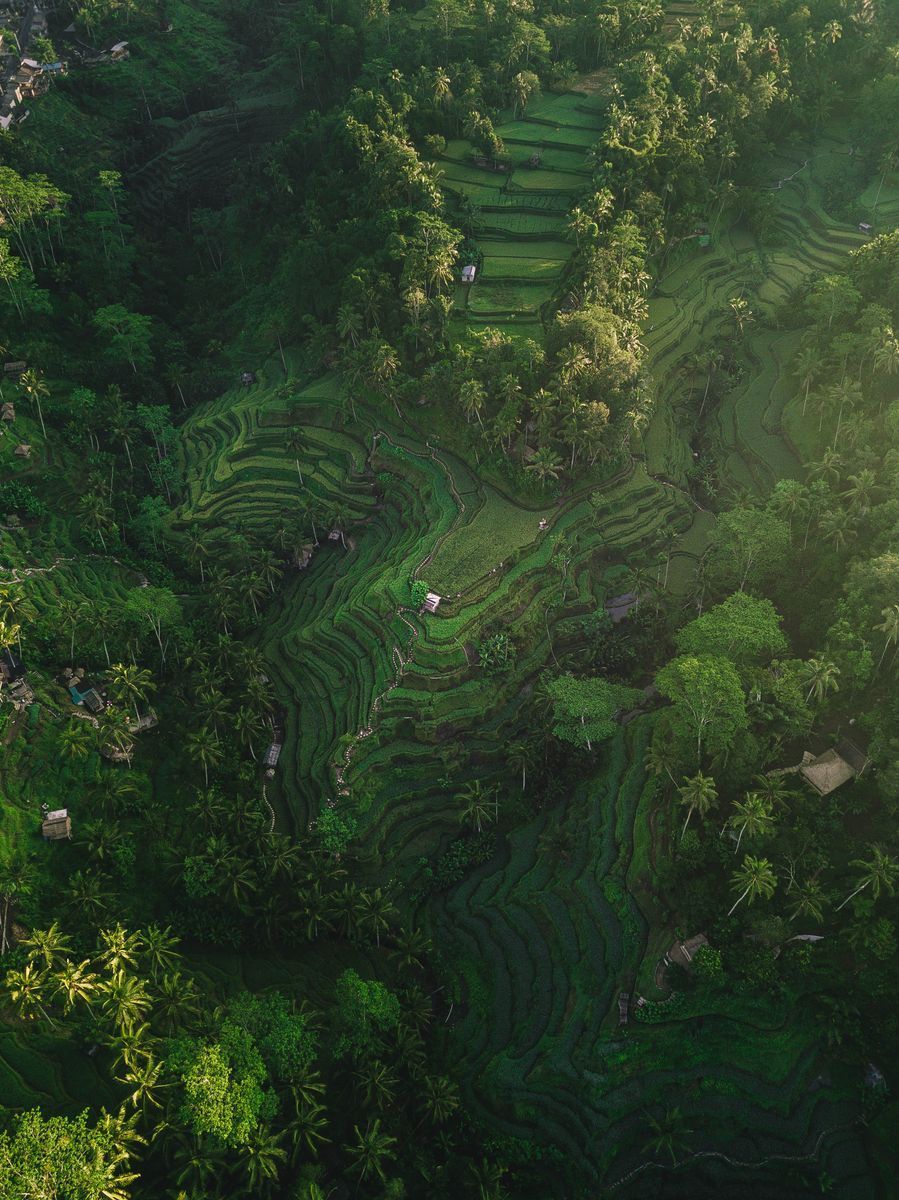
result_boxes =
[801,657,840,705]
[20,368,48,437]
[359,886,396,948]
[58,710,93,758]
[507,741,533,792]
[187,725,223,787]
[818,507,857,552]
[835,846,899,912]
[725,792,774,853]
[526,446,564,485]
[98,924,143,974]
[185,528,209,582]
[0,853,32,955]
[676,772,718,841]
[21,922,73,972]
[5,961,54,1023]
[286,427,306,486]
[141,924,182,980]
[52,958,100,1013]
[106,663,155,725]
[238,1126,287,1193]
[728,855,777,916]
[100,969,153,1033]
[345,1119,397,1185]
[423,1074,460,1124]
[235,706,264,760]
[785,876,826,924]
[327,501,353,550]
[645,1105,692,1165]
[119,1054,168,1113]
[874,605,899,672]
[455,779,499,834]
[354,1059,398,1110]
[154,971,201,1034]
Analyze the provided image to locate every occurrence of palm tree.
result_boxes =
[235,706,264,759]
[354,1059,398,1110]
[0,852,32,955]
[154,970,201,1033]
[52,958,99,1013]
[60,695,106,761]
[802,657,840,705]
[793,347,820,416]
[526,446,564,485]
[874,605,899,672]
[57,598,85,663]
[5,961,54,1023]
[835,846,899,912]
[507,741,532,792]
[253,549,283,594]
[728,855,777,916]
[389,926,431,973]
[20,368,48,437]
[336,304,362,348]
[840,469,879,515]
[286,427,306,486]
[423,1074,459,1123]
[187,725,223,787]
[676,772,717,841]
[819,507,857,552]
[98,924,143,974]
[119,1054,168,1113]
[141,924,182,979]
[21,922,73,972]
[725,792,774,854]
[100,969,153,1033]
[645,1105,692,1165]
[238,1126,287,1193]
[297,495,321,546]
[106,663,155,725]
[728,296,754,336]
[359,886,396,948]
[185,529,209,582]
[455,779,499,834]
[327,501,352,550]
[785,877,826,924]
[345,1119,397,1185]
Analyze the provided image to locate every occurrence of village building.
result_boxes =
[461,264,477,284]
[42,808,72,840]
[422,592,441,614]
[264,742,282,769]
[3,362,26,377]
[799,741,868,796]
[2,401,15,421]
[14,443,31,457]
[663,933,708,973]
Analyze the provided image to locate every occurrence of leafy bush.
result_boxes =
[410,579,430,607]
[315,805,358,856]
[0,482,46,518]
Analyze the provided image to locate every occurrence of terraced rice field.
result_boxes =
[168,85,882,1191]
[443,91,601,327]
[644,129,868,495]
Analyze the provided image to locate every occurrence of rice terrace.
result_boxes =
[0,0,898,1197]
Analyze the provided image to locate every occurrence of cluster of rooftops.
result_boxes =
[0,2,129,131]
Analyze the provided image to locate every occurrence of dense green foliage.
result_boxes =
[2,0,899,1196]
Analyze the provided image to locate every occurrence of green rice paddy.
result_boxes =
[163,93,883,1190]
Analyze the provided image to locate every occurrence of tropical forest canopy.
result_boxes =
[1,0,899,1195]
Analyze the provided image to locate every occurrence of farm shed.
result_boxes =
[799,742,867,796]
[42,809,72,840]
[461,264,477,283]
[14,443,31,458]
[423,592,441,613]
[2,402,15,421]
[664,933,708,972]
[617,992,630,1025]
[264,742,282,768]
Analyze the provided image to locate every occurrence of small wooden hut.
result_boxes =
[42,809,72,840]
